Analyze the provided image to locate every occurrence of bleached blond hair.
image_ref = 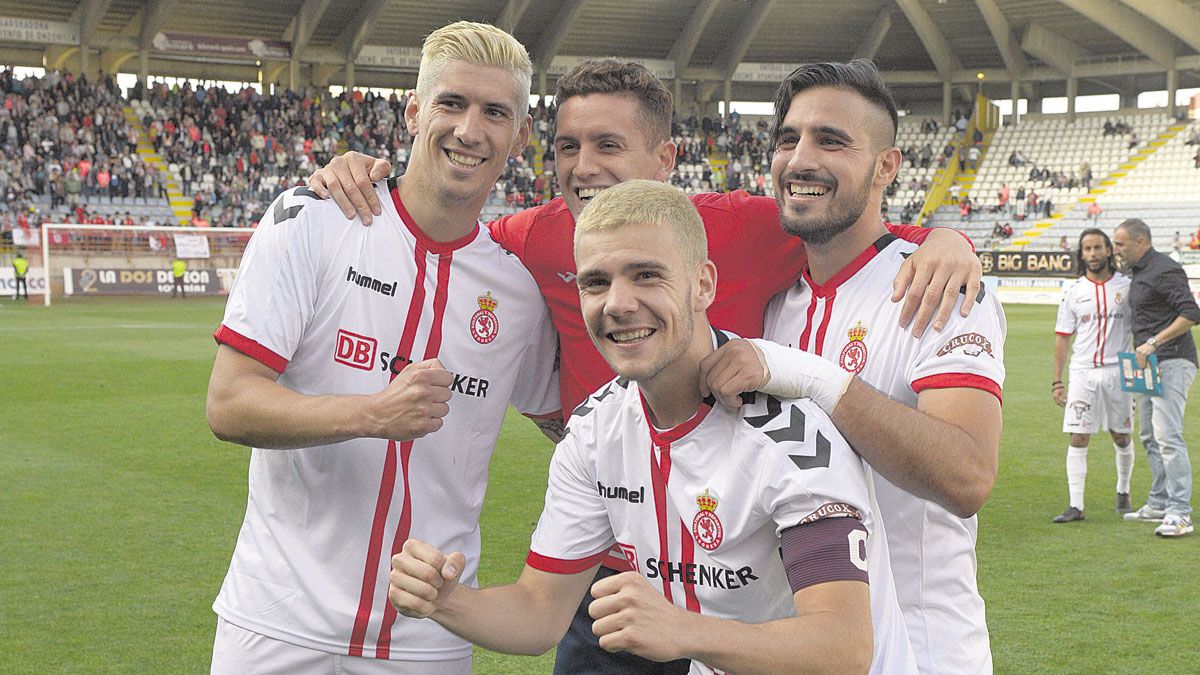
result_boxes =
[415,21,532,110]
[574,180,707,268]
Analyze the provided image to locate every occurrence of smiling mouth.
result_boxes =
[446,150,483,168]
[575,186,610,203]
[788,183,831,198]
[608,328,655,344]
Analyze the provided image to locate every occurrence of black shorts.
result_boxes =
[552,566,692,675]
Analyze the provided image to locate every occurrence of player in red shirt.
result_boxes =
[309,59,980,675]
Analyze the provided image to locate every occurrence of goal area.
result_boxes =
[38,223,256,306]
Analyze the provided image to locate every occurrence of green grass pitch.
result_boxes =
[1,297,1196,673]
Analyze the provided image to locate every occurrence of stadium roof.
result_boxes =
[5,0,1200,104]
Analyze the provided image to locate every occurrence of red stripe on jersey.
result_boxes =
[1097,282,1108,367]
[348,242,432,656]
[1055,331,1073,337]
[912,373,1003,403]
[526,549,612,574]
[649,444,674,604]
[679,522,702,613]
[213,324,288,373]
[375,252,455,658]
[798,296,819,351]
[348,440,399,657]
[1092,282,1102,367]
[813,291,836,355]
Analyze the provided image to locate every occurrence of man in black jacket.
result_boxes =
[1113,219,1200,537]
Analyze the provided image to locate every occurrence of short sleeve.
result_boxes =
[214,187,323,373]
[756,399,874,535]
[1054,286,1077,336]
[911,290,1007,402]
[527,431,614,573]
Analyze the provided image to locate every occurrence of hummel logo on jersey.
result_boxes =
[645,558,759,589]
[557,272,577,283]
[334,329,377,370]
[597,481,645,503]
[346,266,397,297]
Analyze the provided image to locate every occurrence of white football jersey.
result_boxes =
[528,331,916,675]
[213,182,559,661]
[1055,273,1132,371]
[764,233,1006,674]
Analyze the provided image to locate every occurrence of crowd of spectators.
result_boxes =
[1,67,172,228]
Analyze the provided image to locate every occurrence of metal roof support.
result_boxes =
[669,0,721,71]
[532,0,588,74]
[1118,0,1200,53]
[715,0,777,79]
[853,7,893,61]
[496,0,530,33]
[1058,0,1175,68]
[333,0,389,62]
[894,0,964,79]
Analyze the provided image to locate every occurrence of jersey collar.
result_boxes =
[802,232,897,298]
[640,392,713,447]
[388,181,480,254]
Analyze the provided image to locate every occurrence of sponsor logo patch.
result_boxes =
[334,329,377,370]
[692,489,724,551]
[470,291,500,344]
[798,502,863,525]
[838,321,869,374]
[617,542,640,573]
[937,332,995,358]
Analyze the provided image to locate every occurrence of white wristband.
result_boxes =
[749,338,853,414]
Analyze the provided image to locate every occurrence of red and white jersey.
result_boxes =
[212,181,559,662]
[764,233,1006,674]
[1055,273,1132,370]
[528,332,917,675]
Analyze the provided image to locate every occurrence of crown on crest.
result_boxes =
[696,489,718,512]
[847,321,868,342]
[477,291,497,312]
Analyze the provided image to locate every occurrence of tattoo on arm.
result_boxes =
[533,417,566,443]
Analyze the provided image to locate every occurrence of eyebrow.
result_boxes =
[576,259,669,284]
[434,92,515,117]
[775,123,855,144]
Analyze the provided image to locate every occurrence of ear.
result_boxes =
[511,113,533,158]
[875,146,902,188]
[694,259,717,312]
[404,91,420,137]
[654,140,677,181]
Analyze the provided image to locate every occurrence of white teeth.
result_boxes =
[789,184,829,197]
[611,328,653,343]
[447,151,483,167]
[577,187,606,200]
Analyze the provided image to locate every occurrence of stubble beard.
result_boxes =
[777,168,874,245]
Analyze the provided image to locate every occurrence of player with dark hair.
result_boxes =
[702,60,1005,673]
[1050,228,1134,522]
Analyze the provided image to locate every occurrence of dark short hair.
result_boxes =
[1117,218,1152,243]
[772,60,898,148]
[554,59,673,145]
[1076,228,1116,275]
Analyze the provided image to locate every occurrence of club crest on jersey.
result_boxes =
[470,291,500,344]
[838,322,869,374]
[1114,291,1124,305]
[692,489,724,551]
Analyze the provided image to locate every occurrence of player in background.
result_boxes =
[1050,229,1134,522]
[699,61,1005,674]
[204,22,559,673]
[170,255,186,298]
[388,180,917,674]
[309,58,983,675]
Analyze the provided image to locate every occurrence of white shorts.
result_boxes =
[211,617,472,674]
[1062,366,1133,435]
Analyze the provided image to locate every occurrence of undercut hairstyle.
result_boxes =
[772,60,899,149]
[416,21,532,110]
[554,59,673,145]
[1077,228,1117,275]
[574,180,706,268]
[1116,218,1152,244]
